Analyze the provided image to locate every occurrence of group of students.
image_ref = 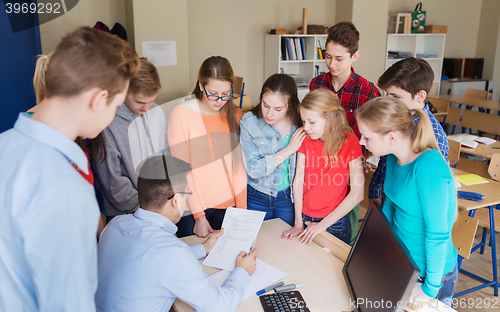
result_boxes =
[0,21,458,312]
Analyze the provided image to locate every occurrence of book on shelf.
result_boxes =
[294,38,302,60]
[317,47,323,59]
[280,37,287,60]
[301,38,306,60]
[456,174,489,186]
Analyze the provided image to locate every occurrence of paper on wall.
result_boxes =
[142,41,177,66]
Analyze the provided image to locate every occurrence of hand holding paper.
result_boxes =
[202,208,266,271]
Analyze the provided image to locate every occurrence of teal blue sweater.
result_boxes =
[383,150,458,298]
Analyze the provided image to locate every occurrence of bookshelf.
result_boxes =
[265,34,328,100]
[386,34,446,95]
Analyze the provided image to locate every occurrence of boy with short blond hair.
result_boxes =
[0,27,139,311]
[368,57,449,209]
[93,57,169,220]
[310,21,380,138]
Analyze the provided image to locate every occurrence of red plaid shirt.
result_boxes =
[309,67,380,138]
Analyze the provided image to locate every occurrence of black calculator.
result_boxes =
[259,290,311,312]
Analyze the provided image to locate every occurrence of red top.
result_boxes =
[298,133,362,218]
[309,67,380,139]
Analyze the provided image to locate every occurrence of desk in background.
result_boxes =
[453,168,500,297]
[448,135,500,160]
[428,94,500,112]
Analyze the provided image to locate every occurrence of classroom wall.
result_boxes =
[493,18,500,101]
[351,0,389,86]
[476,0,500,99]
[335,0,353,22]
[39,0,127,53]
[186,0,337,106]
[388,0,483,59]
[131,0,191,103]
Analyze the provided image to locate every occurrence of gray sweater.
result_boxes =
[93,103,169,217]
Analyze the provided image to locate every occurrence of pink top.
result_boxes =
[168,103,247,219]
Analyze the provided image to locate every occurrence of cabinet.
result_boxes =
[385,34,446,95]
[265,34,328,100]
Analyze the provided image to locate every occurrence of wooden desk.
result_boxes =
[452,168,500,297]
[428,94,500,111]
[448,135,500,160]
[173,219,351,312]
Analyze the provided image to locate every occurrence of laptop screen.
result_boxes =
[342,206,420,312]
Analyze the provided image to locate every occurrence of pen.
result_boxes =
[274,283,303,292]
[256,281,284,296]
[492,147,500,149]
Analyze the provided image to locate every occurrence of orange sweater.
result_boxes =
[168,102,247,219]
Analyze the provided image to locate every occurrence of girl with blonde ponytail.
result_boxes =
[356,97,458,306]
[281,89,364,245]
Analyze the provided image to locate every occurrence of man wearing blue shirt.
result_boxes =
[0,27,140,311]
[368,57,449,209]
[96,155,257,312]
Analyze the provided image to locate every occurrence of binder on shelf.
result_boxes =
[285,38,292,60]
[280,37,287,61]
[301,38,306,60]
[317,47,323,59]
[289,38,297,60]
[294,38,302,60]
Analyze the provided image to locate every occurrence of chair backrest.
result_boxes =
[452,211,479,259]
[455,157,490,178]
[465,88,488,100]
[428,98,450,113]
[461,110,500,136]
[447,139,461,167]
[488,153,500,181]
[445,107,462,127]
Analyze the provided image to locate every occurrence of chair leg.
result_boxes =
[480,227,487,254]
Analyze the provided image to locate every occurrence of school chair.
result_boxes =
[452,211,479,298]
[444,106,462,135]
[472,153,500,254]
[428,98,449,128]
[447,139,461,168]
[465,88,488,100]
[455,157,490,179]
[460,109,500,140]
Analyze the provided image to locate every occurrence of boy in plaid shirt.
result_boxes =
[309,21,380,139]
[368,57,449,209]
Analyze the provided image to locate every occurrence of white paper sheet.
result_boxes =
[203,208,266,271]
[209,258,288,299]
[142,41,177,66]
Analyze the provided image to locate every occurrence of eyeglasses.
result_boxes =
[203,85,233,101]
[168,191,193,200]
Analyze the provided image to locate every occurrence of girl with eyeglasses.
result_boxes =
[168,56,247,238]
[240,74,305,226]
